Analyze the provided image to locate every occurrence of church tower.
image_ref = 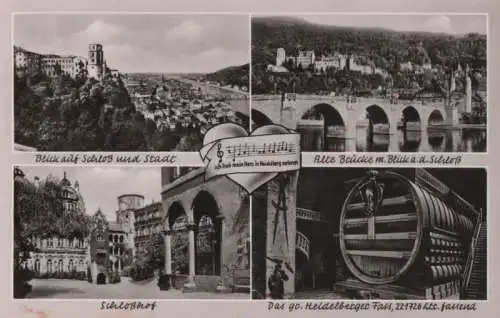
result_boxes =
[88,43,104,79]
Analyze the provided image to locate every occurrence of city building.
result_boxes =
[273,48,388,76]
[41,55,87,78]
[161,167,250,292]
[15,169,89,278]
[314,54,347,72]
[14,43,108,80]
[87,194,140,284]
[296,50,315,68]
[134,201,164,252]
[14,48,42,75]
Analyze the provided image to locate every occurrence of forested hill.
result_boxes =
[252,16,487,72]
[203,64,249,88]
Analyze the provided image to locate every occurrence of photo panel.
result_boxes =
[250,14,487,152]
[13,13,250,152]
[13,166,250,299]
[252,167,486,300]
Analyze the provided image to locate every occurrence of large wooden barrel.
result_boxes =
[339,170,473,285]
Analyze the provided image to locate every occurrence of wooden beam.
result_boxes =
[344,232,417,240]
[346,195,413,211]
[344,213,417,225]
[345,249,412,259]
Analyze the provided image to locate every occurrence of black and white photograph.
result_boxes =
[251,14,487,152]
[252,168,486,300]
[13,14,249,152]
[14,166,250,299]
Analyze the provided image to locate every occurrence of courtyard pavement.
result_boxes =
[26,278,250,299]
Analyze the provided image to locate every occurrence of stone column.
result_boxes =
[163,230,173,275]
[183,222,197,292]
[216,215,226,272]
[266,171,299,299]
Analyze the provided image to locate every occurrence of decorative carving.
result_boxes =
[271,174,291,246]
[185,223,197,232]
[358,170,385,216]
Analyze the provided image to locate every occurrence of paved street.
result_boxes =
[27,278,250,299]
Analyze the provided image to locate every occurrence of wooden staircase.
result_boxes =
[463,221,487,299]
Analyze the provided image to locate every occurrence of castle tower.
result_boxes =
[88,43,104,79]
[116,194,144,257]
[276,48,286,67]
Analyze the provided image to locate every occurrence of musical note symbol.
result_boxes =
[217,143,224,163]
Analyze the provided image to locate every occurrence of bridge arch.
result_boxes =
[402,106,421,123]
[364,105,389,125]
[251,109,274,128]
[428,109,445,126]
[297,103,346,151]
[300,103,345,127]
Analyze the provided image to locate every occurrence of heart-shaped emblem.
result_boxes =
[201,123,296,194]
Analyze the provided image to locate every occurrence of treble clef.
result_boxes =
[216,143,224,163]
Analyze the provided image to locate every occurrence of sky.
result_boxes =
[19,167,161,222]
[14,14,250,73]
[299,14,487,35]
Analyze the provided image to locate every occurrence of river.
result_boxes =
[298,127,486,152]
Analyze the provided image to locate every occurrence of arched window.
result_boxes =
[35,259,40,273]
[47,259,52,273]
[68,259,74,272]
[119,236,124,243]
[58,259,63,273]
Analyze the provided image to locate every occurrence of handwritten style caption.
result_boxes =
[269,301,478,313]
[33,153,186,165]
[200,133,301,179]
[308,153,464,166]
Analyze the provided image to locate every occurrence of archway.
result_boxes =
[35,259,40,274]
[168,201,189,275]
[356,105,390,151]
[398,106,422,151]
[96,273,106,284]
[295,249,310,292]
[192,191,221,276]
[428,109,445,126]
[251,109,274,128]
[401,106,421,131]
[298,103,346,151]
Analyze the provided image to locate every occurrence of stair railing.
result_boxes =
[461,211,483,296]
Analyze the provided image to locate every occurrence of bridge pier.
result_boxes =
[446,106,459,127]
[389,133,399,152]
[345,124,357,140]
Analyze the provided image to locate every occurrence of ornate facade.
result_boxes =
[15,169,89,278]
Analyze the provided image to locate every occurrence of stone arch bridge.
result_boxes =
[251,94,457,138]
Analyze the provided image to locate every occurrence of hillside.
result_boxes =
[203,64,249,89]
[251,16,486,94]
[252,16,486,70]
